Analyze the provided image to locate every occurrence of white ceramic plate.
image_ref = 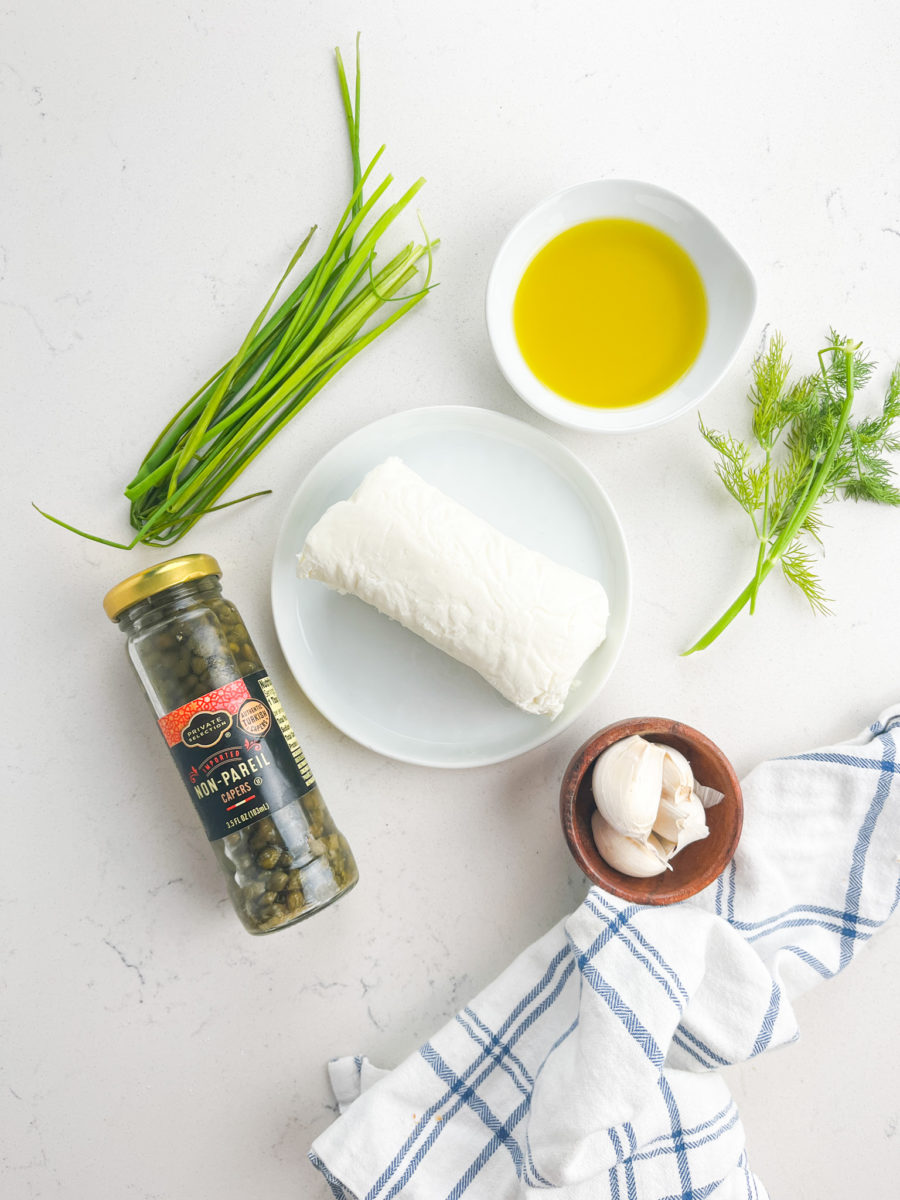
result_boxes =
[486,178,756,433]
[270,406,631,768]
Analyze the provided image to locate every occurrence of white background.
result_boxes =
[3,2,900,1197]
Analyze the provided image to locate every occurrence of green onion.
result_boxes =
[34,36,436,549]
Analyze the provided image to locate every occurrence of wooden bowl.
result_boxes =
[559,716,743,904]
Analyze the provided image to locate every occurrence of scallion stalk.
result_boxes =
[35,36,436,549]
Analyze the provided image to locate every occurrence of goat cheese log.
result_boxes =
[296,457,610,717]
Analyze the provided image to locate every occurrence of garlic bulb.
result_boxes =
[590,736,713,878]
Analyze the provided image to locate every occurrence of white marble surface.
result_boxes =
[3,2,900,1197]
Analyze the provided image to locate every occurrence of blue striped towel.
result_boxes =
[309,709,900,1199]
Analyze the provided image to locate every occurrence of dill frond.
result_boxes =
[685,330,900,654]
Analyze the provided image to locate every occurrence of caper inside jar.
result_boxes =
[104,554,358,934]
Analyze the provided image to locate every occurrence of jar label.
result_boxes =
[160,671,317,842]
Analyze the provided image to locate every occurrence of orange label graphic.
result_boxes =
[159,679,250,747]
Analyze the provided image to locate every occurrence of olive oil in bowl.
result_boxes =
[513,218,707,409]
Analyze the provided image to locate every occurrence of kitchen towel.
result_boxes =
[309,707,900,1199]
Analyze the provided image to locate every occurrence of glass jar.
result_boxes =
[103,553,358,934]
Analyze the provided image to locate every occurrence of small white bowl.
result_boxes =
[485,179,756,433]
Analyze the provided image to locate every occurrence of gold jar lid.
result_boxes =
[103,553,222,621]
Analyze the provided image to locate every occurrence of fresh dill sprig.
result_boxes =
[684,330,900,654]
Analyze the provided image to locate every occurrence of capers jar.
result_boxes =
[103,554,358,934]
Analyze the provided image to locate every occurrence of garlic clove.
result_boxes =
[590,811,672,877]
[654,834,677,860]
[670,791,710,855]
[591,735,665,840]
[653,785,709,855]
[653,795,691,843]
[653,749,696,841]
[660,746,694,804]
